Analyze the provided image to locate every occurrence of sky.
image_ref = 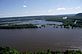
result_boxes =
[0,0,82,18]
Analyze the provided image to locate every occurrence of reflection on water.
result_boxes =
[0,28,82,51]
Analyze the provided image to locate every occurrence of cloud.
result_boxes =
[56,7,81,11]
[46,7,81,15]
[75,6,81,9]
[23,5,27,8]
[56,8,66,11]
[48,9,54,13]
[68,6,81,10]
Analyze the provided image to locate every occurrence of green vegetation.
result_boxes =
[62,19,82,28]
[0,47,82,54]
[0,47,20,54]
[45,17,63,22]
[0,24,38,29]
[45,13,82,28]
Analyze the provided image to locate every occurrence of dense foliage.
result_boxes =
[0,47,20,54]
[0,24,38,29]
[0,47,82,54]
[45,13,82,28]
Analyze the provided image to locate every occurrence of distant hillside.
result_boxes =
[75,13,82,17]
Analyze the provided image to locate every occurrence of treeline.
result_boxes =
[0,47,82,54]
[0,24,38,29]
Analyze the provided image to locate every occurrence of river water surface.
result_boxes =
[0,27,82,51]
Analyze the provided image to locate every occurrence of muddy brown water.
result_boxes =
[0,27,82,52]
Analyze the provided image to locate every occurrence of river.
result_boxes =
[0,27,82,51]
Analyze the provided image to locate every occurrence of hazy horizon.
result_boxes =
[0,0,82,18]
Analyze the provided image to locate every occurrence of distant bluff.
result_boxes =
[75,13,82,17]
